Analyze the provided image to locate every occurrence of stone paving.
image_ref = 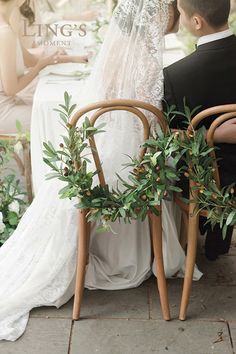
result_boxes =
[0,236,235,354]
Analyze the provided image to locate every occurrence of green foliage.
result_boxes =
[229,12,236,36]
[166,102,236,238]
[0,140,27,245]
[178,28,196,55]
[44,92,184,232]
[15,119,30,142]
[0,140,13,168]
[90,17,109,45]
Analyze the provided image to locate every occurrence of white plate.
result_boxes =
[39,63,90,78]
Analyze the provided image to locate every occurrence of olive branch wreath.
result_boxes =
[43,93,236,235]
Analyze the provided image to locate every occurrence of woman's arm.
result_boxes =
[21,45,39,67]
[0,29,54,95]
[0,28,87,96]
[22,41,88,67]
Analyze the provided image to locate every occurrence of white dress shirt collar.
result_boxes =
[197,28,233,46]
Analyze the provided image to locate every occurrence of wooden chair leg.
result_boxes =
[150,209,170,321]
[73,209,89,320]
[22,140,33,203]
[86,221,91,265]
[179,202,199,321]
[179,211,188,251]
[13,152,24,175]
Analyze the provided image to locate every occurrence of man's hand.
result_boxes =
[214,118,236,144]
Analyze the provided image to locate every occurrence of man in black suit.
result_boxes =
[164,0,236,260]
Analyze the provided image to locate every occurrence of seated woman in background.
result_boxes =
[0,0,88,134]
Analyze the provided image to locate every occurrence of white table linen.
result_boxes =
[31,63,88,192]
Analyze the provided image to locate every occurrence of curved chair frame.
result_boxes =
[177,104,236,321]
[70,99,171,321]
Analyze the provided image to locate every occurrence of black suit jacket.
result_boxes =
[164,35,236,186]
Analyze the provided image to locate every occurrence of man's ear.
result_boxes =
[192,15,203,31]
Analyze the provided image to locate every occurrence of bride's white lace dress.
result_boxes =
[0,0,202,341]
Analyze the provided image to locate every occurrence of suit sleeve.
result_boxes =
[163,67,179,128]
[163,68,175,107]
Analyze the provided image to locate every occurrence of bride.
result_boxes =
[0,0,202,341]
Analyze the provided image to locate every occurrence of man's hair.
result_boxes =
[172,1,180,26]
[180,0,230,28]
[20,0,35,26]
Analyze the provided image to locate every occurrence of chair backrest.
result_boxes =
[70,99,167,187]
[0,134,28,147]
[188,104,236,188]
[0,134,16,141]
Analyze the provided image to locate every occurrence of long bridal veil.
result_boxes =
[75,0,175,187]
[85,0,170,106]
[0,0,201,341]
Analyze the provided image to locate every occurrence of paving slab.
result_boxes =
[0,318,71,354]
[80,285,149,319]
[231,239,236,256]
[31,298,73,319]
[31,282,149,320]
[197,255,236,286]
[70,319,232,354]
[149,277,236,321]
[149,278,187,320]
[188,284,236,321]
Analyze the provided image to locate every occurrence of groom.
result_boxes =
[163,0,236,260]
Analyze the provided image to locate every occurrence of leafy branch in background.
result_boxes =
[90,17,109,45]
[0,137,27,245]
[229,12,236,36]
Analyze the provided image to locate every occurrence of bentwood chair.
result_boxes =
[0,134,33,203]
[70,99,171,321]
[175,104,236,321]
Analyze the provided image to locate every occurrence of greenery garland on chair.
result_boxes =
[179,130,235,237]
[43,93,236,235]
[166,103,236,238]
